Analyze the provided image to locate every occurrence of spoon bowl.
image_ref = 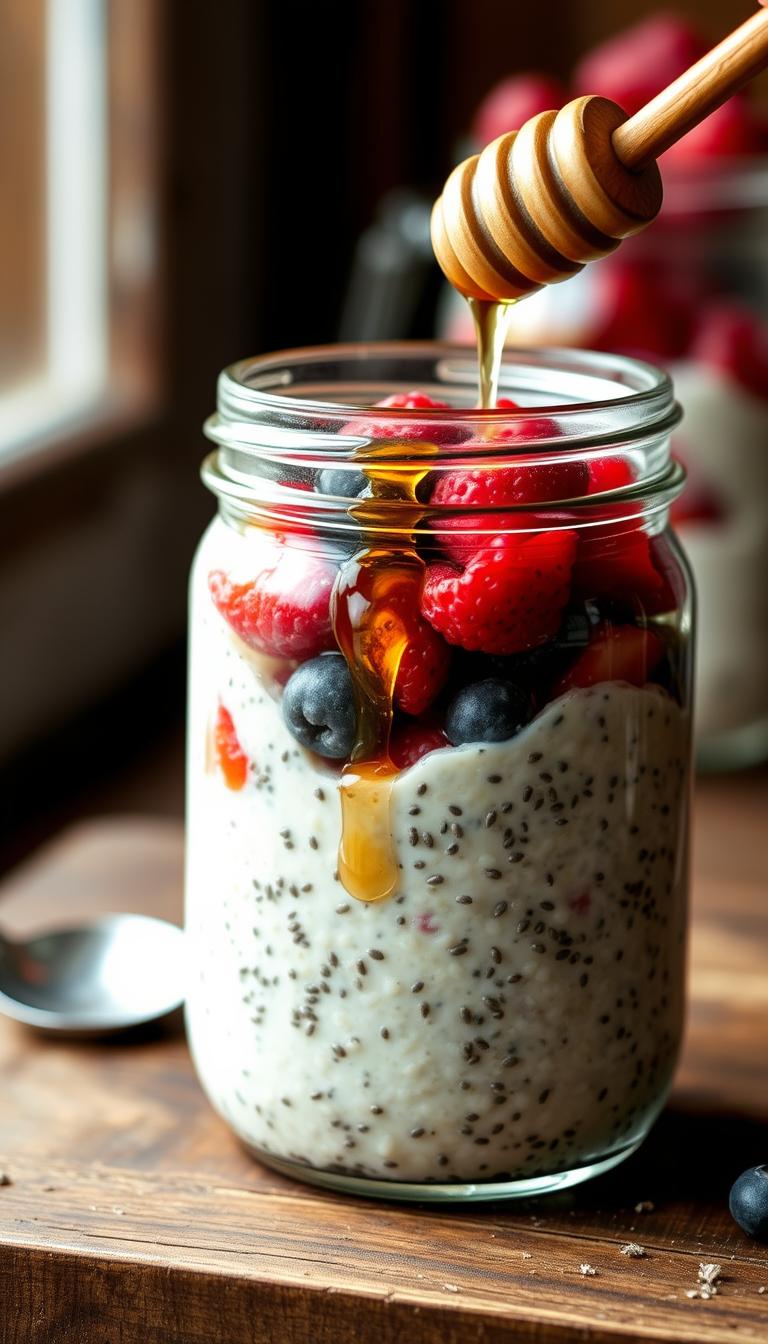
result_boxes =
[0,914,185,1036]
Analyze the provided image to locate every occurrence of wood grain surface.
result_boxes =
[0,777,767,1343]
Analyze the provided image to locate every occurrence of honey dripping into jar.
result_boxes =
[331,450,436,904]
[330,302,513,904]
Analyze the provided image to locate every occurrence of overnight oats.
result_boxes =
[186,345,693,1200]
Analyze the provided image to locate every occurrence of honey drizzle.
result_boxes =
[331,451,436,904]
[330,300,510,903]
[468,297,513,410]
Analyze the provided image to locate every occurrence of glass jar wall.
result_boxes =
[186,344,693,1201]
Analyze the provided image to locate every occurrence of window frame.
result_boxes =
[0,0,264,764]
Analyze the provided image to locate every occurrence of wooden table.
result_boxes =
[0,777,767,1343]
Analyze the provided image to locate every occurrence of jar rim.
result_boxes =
[202,342,683,536]
[210,341,678,446]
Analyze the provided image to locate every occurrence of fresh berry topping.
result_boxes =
[471,73,568,145]
[317,467,367,498]
[553,624,664,694]
[431,438,587,563]
[393,603,451,716]
[213,704,248,790]
[281,653,356,759]
[689,302,768,404]
[422,529,577,655]
[209,544,337,660]
[445,677,533,746]
[729,1166,768,1241]
[390,722,449,769]
[664,96,768,164]
[341,392,464,445]
[573,15,705,117]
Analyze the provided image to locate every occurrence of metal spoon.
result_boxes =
[0,914,185,1036]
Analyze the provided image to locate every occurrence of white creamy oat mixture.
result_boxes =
[186,524,690,1184]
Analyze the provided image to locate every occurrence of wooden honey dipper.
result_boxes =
[432,6,768,302]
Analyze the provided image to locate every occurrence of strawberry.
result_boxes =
[390,722,449,770]
[213,704,249,790]
[209,542,337,660]
[421,529,576,655]
[553,624,664,695]
[471,73,568,144]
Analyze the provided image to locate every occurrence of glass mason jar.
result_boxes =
[186,343,693,1203]
[469,161,768,770]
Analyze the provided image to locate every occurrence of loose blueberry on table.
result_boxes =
[187,391,689,1188]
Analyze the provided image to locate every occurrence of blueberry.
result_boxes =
[282,653,356,759]
[318,467,368,498]
[445,678,533,746]
[729,1166,768,1240]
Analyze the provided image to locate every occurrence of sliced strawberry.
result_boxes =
[471,73,568,145]
[553,624,664,695]
[421,530,576,655]
[390,722,450,770]
[213,704,249,790]
[209,542,337,660]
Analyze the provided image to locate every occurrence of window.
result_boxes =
[0,1,262,765]
[0,0,159,474]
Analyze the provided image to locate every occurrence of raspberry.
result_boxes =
[213,704,248,790]
[390,721,449,770]
[209,542,337,660]
[394,610,451,715]
[421,530,576,655]
[431,404,585,561]
[341,391,465,445]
